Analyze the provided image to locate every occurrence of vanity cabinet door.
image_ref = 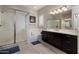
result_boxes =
[51,33,62,49]
[41,31,54,45]
[62,35,77,54]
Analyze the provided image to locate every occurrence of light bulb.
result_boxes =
[50,11,55,15]
[54,10,59,14]
[62,7,68,11]
[57,9,62,12]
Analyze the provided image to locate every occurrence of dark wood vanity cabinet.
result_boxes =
[62,35,77,54]
[41,31,77,54]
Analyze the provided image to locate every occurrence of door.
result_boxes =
[15,11,27,42]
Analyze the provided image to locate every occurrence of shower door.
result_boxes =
[15,11,27,43]
[0,10,14,46]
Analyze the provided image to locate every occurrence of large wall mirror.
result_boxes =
[46,9,72,30]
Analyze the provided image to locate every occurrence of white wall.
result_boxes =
[72,6,79,30]
[72,6,79,53]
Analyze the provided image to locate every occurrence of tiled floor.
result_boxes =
[16,41,66,54]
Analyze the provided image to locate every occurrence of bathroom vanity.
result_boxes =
[41,29,77,54]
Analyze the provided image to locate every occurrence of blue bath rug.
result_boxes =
[31,41,41,45]
[0,46,20,54]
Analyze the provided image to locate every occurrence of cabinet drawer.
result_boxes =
[64,40,74,44]
[63,35,77,45]
[66,35,77,39]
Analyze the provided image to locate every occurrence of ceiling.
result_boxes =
[22,5,46,11]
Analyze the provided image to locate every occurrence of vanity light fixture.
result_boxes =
[50,6,68,15]
[75,13,78,18]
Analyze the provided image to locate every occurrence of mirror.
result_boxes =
[61,18,72,29]
[46,19,60,29]
[46,9,72,29]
